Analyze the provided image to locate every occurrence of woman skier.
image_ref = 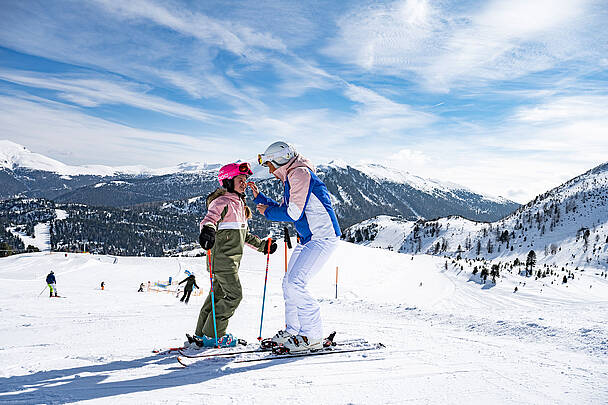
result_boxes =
[190,162,277,348]
[251,141,341,353]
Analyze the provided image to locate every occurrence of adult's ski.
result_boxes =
[234,343,385,364]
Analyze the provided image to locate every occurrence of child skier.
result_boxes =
[191,162,277,348]
[46,270,58,297]
[252,141,341,353]
[178,274,199,304]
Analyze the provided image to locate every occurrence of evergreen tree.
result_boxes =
[526,250,537,276]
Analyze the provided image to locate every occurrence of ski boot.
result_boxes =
[186,333,246,348]
[260,329,293,350]
[274,335,323,354]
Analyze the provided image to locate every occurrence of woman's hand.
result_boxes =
[247,181,259,198]
[257,204,268,215]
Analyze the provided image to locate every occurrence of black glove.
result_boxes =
[199,226,216,250]
[262,239,278,255]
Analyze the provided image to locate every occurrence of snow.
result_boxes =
[8,223,51,252]
[1,242,606,404]
[0,140,219,177]
[349,158,608,271]
[55,209,68,220]
[318,161,511,204]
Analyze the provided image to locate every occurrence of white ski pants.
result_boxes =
[283,237,338,340]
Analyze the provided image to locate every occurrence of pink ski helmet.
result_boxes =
[217,162,253,185]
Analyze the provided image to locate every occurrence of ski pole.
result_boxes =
[207,250,219,348]
[283,226,292,274]
[335,266,339,299]
[257,237,272,341]
[38,285,48,297]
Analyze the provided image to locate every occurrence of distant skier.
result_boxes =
[101,281,105,290]
[178,274,199,304]
[138,283,145,292]
[190,161,275,348]
[251,141,340,353]
[46,270,58,297]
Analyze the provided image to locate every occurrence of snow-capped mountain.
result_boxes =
[0,140,222,203]
[344,161,608,268]
[0,140,518,224]
[0,140,219,177]
[315,162,518,226]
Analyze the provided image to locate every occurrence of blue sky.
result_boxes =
[0,0,607,202]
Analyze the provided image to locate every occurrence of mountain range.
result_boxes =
[0,140,518,225]
[1,140,522,256]
[343,161,608,269]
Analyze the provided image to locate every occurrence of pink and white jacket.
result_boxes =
[254,155,341,244]
[200,189,264,272]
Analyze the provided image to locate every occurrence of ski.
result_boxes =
[178,345,268,358]
[153,346,186,355]
[177,336,367,359]
[176,339,376,367]
[233,343,384,364]
[177,342,384,367]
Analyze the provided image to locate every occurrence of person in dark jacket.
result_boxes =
[46,271,58,297]
[179,275,199,304]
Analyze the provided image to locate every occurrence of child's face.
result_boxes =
[233,174,248,194]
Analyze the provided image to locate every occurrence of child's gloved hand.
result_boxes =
[262,239,278,255]
[199,226,216,250]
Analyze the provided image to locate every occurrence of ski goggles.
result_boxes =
[257,152,282,167]
[238,162,253,175]
[257,153,267,166]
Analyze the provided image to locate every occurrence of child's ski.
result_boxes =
[153,346,186,355]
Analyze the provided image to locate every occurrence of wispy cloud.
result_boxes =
[514,95,608,123]
[323,0,607,91]
[91,0,287,57]
[0,69,228,122]
[0,0,607,205]
[0,93,253,166]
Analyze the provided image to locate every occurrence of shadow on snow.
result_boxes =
[0,353,292,403]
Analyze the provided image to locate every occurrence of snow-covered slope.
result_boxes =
[1,242,606,403]
[344,161,608,269]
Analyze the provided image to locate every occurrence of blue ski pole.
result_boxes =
[257,237,272,341]
[207,250,219,348]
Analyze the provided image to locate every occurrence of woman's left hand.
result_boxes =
[257,204,268,215]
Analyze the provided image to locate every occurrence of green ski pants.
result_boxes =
[195,271,243,338]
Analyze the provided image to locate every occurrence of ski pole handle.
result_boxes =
[283,226,292,249]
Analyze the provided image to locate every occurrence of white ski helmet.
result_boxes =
[257,141,297,167]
